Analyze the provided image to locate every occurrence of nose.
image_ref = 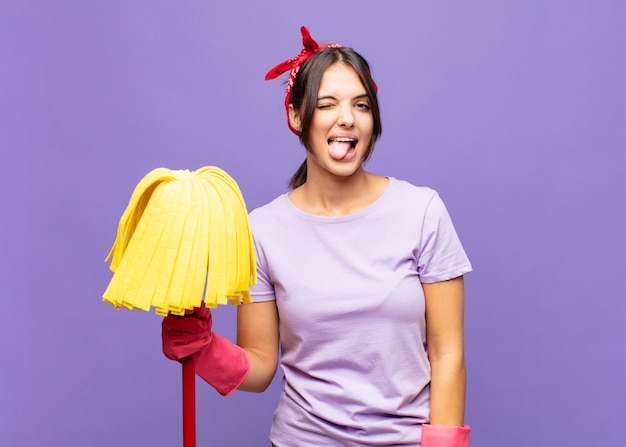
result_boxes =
[337,105,355,128]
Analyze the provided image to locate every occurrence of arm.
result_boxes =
[423,275,466,426]
[161,300,279,396]
[236,300,280,392]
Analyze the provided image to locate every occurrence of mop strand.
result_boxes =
[103,166,257,315]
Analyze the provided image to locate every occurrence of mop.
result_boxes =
[103,166,256,447]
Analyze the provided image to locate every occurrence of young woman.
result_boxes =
[162,27,472,447]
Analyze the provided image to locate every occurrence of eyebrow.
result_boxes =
[316,94,369,101]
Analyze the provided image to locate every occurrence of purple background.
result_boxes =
[1,1,625,446]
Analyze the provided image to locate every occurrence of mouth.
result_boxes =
[328,137,357,149]
[327,137,358,160]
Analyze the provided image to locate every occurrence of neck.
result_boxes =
[289,168,387,217]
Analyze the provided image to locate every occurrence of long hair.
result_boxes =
[288,46,382,189]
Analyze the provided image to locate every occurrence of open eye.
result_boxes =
[355,102,371,111]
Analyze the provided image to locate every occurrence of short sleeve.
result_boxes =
[248,223,277,303]
[416,192,472,283]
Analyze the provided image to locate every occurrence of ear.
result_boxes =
[288,104,302,133]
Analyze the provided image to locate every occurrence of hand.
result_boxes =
[161,303,250,396]
[162,305,212,361]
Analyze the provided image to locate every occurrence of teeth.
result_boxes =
[329,137,356,142]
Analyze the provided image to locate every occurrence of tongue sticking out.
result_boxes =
[328,140,353,160]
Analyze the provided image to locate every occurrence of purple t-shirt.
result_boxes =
[248,178,472,446]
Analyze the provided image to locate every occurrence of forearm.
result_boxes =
[236,301,280,393]
[237,347,278,392]
[428,352,466,426]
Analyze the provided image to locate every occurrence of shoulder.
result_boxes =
[248,194,295,240]
[388,177,436,197]
[249,194,287,222]
[386,177,440,210]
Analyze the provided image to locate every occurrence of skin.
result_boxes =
[423,277,467,426]
[236,63,466,427]
[288,63,387,216]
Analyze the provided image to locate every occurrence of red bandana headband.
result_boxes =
[265,26,341,135]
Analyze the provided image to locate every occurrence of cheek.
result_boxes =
[310,112,333,131]
[309,117,333,142]
[362,115,375,132]
[304,126,327,155]
[309,136,329,156]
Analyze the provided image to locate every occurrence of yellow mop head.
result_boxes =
[103,166,257,315]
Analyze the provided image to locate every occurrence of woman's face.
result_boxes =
[292,63,374,180]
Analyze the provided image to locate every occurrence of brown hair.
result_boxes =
[288,46,382,189]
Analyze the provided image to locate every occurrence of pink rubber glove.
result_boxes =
[421,424,470,447]
[162,306,250,396]
[193,332,249,396]
[162,306,212,360]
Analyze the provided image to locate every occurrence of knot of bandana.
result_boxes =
[265,26,341,135]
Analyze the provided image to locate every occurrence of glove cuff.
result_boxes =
[194,333,250,396]
[421,424,470,447]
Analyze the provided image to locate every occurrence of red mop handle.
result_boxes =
[182,355,196,447]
